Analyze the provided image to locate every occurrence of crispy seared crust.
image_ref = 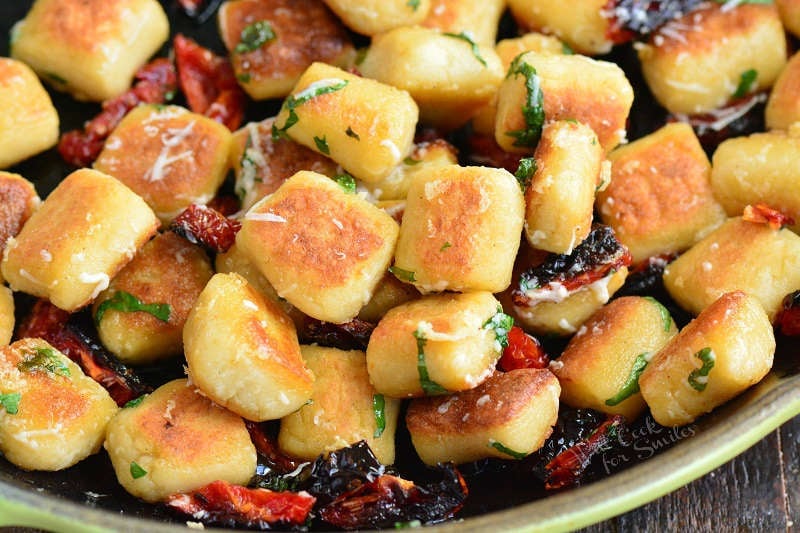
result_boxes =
[0,172,39,283]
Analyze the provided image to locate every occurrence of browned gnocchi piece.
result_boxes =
[663,217,800,322]
[0,59,59,168]
[639,292,774,427]
[357,273,420,324]
[765,51,800,131]
[393,164,524,294]
[278,345,400,465]
[321,0,431,35]
[551,296,678,421]
[218,0,355,100]
[0,171,39,285]
[184,273,314,421]
[0,339,118,471]
[93,232,213,365]
[406,368,560,465]
[104,379,256,502]
[598,122,726,264]
[1,169,159,312]
[366,291,505,398]
[422,0,506,44]
[0,286,12,346]
[777,0,800,36]
[637,2,786,114]
[94,105,232,224]
[10,0,168,101]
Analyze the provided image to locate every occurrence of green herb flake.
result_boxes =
[272,79,349,139]
[314,135,330,155]
[45,72,68,85]
[561,42,574,55]
[237,72,252,84]
[483,306,514,350]
[334,173,356,194]
[413,328,448,395]
[733,68,757,99]
[394,520,422,529]
[443,31,487,67]
[17,347,70,378]
[488,439,528,460]
[95,291,171,325]
[406,0,421,11]
[389,266,416,283]
[235,20,276,54]
[514,157,537,191]
[440,242,452,251]
[644,296,673,332]
[403,156,421,166]
[130,461,147,479]
[0,392,21,415]
[688,347,716,391]
[124,395,147,409]
[505,55,545,148]
[345,126,360,140]
[164,90,176,101]
[373,394,386,438]
[605,352,650,406]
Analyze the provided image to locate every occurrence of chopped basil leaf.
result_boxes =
[272,79,349,139]
[644,296,673,332]
[130,461,147,479]
[0,392,21,415]
[561,42,574,55]
[488,439,528,460]
[688,347,715,391]
[314,135,330,155]
[733,68,757,99]
[235,20,276,54]
[395,520,422,529]
[164,90,176,101]
[440,242,452,251]
[505,55,545,148]
[237,72,252,84]
[95,291,171,325]
[406,0,421,11]
[124,395,147,408]
[413,328,448,395]
[345,126,360,140]
[45,72,67,85]
[483,306,514,350]
[373,394,386,438]
[514,157,537,191]
[334,173,356,194]
[605,352,650,406]
[389,266,416,282]
[403,156,421,166]
[17,347,70,378]
[443,31,487,67]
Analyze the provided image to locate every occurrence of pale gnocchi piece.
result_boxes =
[0,286,12,346]
[506,0,614,55]
[10,0,169,101]
[278,345,400,465]
[218,0,355,100]
[359,26,503,130]
[663,217,800,322]
[0,171,39,285]
[393,164,524,294]
[0,339,118,471]
[321,0,431,35]
[94,232,213,365]
[274,62,418,183]
[777,0,800,37]
[0,58,59,169]
[366,291,505,398]
[230,118,339,211]
[237,171,400,324]
[104,379,256,502]
[357,273,420,324]
[637,2,786,114]
[406,368,560,465]
[598,122,727,264]
[639,292,774,427]
[525,120,604,255]
[495,51,633,153]
[766,51,800,131]
[1,169,159,312]
[422,0,506,44]
[551,296,678,421]
[184,273,314,421]
[94,105,232,224]
[710,128,800,233]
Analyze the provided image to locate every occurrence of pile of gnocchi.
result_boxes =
[0,0,799,527]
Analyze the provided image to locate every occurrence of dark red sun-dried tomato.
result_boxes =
[742,204,795,231]
[299,317,376,351]
[170,204,241,254]
[58,58,177,167]
[174,34,247,131]
[166,480,315,528]
[776,291,800,337]
[246,421,304,474]
[465,134,525,174]
[499,326,549,371]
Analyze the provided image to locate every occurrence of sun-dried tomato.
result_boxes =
[544,415,627,490]
[58,58,177,167]
[246,421,304,474]
[205,194,241,217]
[170,204,241,254]
[602,0,705,42]
[776,291,800,337]
[465,134,525,174]
[742,204,795,231]
[16,300,149,406]
[499,326,549,371]
[166,480,315,528]
[174,34,246,131]
[299,318,376,351]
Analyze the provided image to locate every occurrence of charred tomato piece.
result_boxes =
[170,204,241,254]
[299,317,376,352]
[776,291,800,337]
[499,326,549,371]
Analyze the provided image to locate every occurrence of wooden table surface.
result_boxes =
[583,415,800,531]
